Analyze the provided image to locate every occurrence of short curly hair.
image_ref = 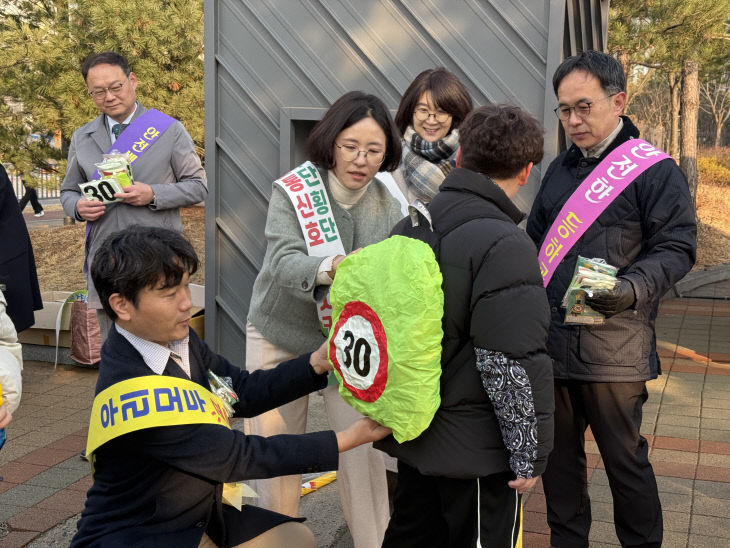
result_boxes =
[458,104,544,179]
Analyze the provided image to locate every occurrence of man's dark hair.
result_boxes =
[91,227,198,320]
[459,104,544,179]
[82,52,131,82]
[306,91,402,172]
[552,50,626,96]
[394,67,473,135]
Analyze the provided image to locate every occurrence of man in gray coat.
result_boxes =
[61,51,206,340]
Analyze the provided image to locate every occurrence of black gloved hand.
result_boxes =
[585,278,636,318]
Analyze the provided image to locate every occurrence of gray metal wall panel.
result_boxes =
[205,0,608,361]
[556,0,610,150]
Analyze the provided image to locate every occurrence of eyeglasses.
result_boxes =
[335,143,385,165]
[553,94,617,120]
[88,79,128,100]
[413,107,451,123]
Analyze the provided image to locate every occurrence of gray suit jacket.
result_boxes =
[247,167,404,355]
[60,103,207,308]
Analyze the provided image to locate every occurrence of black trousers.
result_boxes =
[383,460,522,548]
[18,184,43,214]
[542,380,662,548]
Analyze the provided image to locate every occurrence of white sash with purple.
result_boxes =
[83,109,177,273]
[538,139,671,287]
[273,161,345,333]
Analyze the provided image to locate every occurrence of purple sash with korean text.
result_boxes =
[83,109,177,273]
[538,139,671,287]
[91,108,176,180]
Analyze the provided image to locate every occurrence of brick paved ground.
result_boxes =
[1,280,729,547]
[521,280,730,547]
[0,363,96,548]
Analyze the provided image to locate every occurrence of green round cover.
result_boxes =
[328,235,443,442]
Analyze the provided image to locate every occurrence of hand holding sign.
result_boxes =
[76,195,106,221]
[114,181,155,206]
[328,248,362,280]
[309,339,332,375]
[336,417,392,453]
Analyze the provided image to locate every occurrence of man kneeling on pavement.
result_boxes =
[71,226,390,548]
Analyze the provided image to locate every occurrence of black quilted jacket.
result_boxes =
[377,168,554,479]
[526,117,696,382]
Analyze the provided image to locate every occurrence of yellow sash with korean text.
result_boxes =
[86,375,252,508]
[86,375,231,458]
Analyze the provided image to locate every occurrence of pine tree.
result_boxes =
[0,0,204,187]
[609,0,730,203]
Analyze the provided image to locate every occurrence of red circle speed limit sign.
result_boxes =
[329,301,388,402]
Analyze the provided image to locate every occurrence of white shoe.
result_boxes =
[34,211,44,217]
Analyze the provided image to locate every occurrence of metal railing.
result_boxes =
[5,164,61,200]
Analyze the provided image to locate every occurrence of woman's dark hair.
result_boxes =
[394,67,473,135]
[91,226,198,320]
[306,91,402,172]
[82,51,131,82]
[459,104,544,179]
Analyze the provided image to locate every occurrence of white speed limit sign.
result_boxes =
[79,178,123,204]
[329,301,388,402]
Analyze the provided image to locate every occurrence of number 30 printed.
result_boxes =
[342,330,371,377]
[79,179,122,204]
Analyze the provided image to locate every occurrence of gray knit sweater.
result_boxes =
[247,167,404,355]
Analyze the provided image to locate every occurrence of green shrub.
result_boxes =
[698,156,730,187]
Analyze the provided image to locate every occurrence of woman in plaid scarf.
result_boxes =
[393,68,473,203]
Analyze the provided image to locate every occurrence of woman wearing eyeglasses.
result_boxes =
[244,91,403,548]
[391,67,473,204]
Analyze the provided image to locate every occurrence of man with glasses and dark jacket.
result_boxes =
[527,50,696,548]
[60,51,206,342]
